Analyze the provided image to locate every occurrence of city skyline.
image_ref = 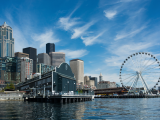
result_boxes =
[0,0,160,86]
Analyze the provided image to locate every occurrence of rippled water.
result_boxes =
[0,98,160,120]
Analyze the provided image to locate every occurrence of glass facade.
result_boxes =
[46,43,55,55]
[0,22,14,57]
[37,63,54,75]
[0,57,20,85]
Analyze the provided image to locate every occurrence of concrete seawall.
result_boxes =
[0,91,25,101]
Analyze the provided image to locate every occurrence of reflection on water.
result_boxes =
[0,98,160,119]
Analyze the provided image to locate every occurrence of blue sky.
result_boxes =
[1,0,160,86]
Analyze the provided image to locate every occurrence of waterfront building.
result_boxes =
[158,86,160,91]
[37,53,51,65]
[97,81,117,89]
[17,57,33,82]
[0,22,14,57]
[46,43,55,55]
[99,73,103,82]
[0,57,20,86]
[36,63,54,75]
[49,52,65,68]
[15,52,29,58]
[17,63,76,94]
[70,59,84,84]
[23,47,37,73]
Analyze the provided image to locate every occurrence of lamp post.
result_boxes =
[67,81,69,94]
[74,83,75,94]
[44,85,46,98]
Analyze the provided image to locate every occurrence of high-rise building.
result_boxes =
[37,53,51,65]
[0,57,20,85]
[49,52,65,68]
[89,76,98,88]
[15,52,29,58]
[99,73,103,82]
[46,43,55,55]
[23,47,37,73]
[17,57,33,82]
[70,59,84,84]
[0,22,14,57]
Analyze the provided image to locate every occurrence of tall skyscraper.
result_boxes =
[70,59,84,84]
[23,47,37,73]
[46,43,55,55]
[49,52,65,68]
[0,22,14,57]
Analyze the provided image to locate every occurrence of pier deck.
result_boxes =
[24,94,93,103]
[95,95,160,98]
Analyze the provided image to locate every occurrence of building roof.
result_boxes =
[49,52,65,54]
[70,59,83,61]
[0,22,12,28]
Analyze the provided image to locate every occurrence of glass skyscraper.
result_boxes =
[0,22,14,57]
[46,43,55,55]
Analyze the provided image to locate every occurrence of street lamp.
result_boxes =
[74,83,75,94]
[44,85,46,97]
[67,81,69,94]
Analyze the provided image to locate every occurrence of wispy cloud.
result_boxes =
[32,30,60,48]
[114,26,146,40]
[59,17,80,31]
[71,21,95,39]
[81,31,105,46]
[105,42,154,67]
[58,6,80,31]
[13,27,29,52]
[58,49,89,59]
[104,10,117,20]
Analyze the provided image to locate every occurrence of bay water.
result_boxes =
[0,98,160,120]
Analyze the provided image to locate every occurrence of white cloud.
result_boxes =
[58,6,80,31]
[58,49,89,59]
[32,30,60,48]
[71,21,95,39]
[81,31,105,46]
[13,27,29,52]
[104,10,117,20]
[114,26,146,40]
[106,42,154,67]
[59,17,80,31]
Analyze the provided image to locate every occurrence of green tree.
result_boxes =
[5,83,10,89]
[9,82,15,90]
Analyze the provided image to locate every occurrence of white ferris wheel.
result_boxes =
[119,52,160,94]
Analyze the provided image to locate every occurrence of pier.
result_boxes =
[23,94,93,103]
[95,95,160,98]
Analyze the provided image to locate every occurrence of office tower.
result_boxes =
[70,59,84,84]
[17,57,33,82]
[46,43,55,55]
[37,53,51,65]
[0,22,14,57]
[99,73,103,82]
[0,57,20,85]
[49,52,65,67]
[15,52,29,58]
[89,76,98,88]
[23,47,37,73]
[84,76,95,87]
